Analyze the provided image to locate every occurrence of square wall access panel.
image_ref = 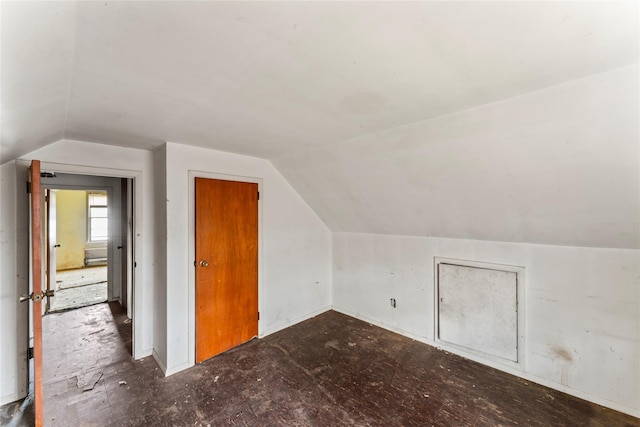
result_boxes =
[436,260,522,363]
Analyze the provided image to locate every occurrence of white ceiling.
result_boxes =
[1,1,638,248]
[2,1,637,162]
[275,64,640,248]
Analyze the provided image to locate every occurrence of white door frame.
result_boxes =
[187,170,263,368]
[41,178,121,303]
[23,160,143,359]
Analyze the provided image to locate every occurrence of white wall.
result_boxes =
[152,145,168,371]
[0,140,156,404]
[333,232,640,417]
[0,161,30,404]
[155,142,331,375]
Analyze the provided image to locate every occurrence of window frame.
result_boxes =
[87,191,108,243]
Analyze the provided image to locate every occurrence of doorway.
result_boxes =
[45,189,109,313]
[39,172,135,422]
[194,177,259,363]
[21,160,143,425]
[41,173,132,316]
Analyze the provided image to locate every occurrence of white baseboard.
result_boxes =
[164,361,194,377]
[152,349,194,377]
[259,305,332,338]
[0,391,24,407]
[134,347,153,360]
[151,348,168,375]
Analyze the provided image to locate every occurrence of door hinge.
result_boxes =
[26,182,31,194]
[27,347,34,360]
[257,191,260,200]
[257,312,260,320]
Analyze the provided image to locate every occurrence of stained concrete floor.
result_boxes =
[49,267,108,312]
[56,266,107,290]
[1,303,638,426]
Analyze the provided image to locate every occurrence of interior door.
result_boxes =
[45,189,57,314]
[119,179,128,310]
[195,178,258,363]
[29,160,45,426]
[107,185,123,302]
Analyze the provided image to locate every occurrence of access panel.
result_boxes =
[438,263,518,361]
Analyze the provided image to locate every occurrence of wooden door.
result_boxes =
[195,178,258,363]
[30,160,45,426]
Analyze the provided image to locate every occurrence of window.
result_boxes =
[88,192,108,242]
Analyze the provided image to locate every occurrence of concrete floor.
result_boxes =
[49,267,107,312]
[1,304,638,426]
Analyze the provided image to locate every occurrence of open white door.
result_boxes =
[45,189,57,314]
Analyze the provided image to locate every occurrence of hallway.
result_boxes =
[42,302,132,425]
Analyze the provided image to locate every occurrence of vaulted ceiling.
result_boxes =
[2,1,638,248]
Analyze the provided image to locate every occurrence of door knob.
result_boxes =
[199,260,209,267]
[19,290,54,303]
[20,293,42,302]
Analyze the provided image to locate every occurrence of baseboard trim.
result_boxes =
[259,305,332,338]
[0,391,24,407]
[151,349,168,375]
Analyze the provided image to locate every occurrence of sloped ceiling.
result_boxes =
[1,1,638,248]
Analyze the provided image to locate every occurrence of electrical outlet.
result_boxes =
[390,298,396,308]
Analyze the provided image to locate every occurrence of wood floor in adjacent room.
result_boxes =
[1,303,637,427]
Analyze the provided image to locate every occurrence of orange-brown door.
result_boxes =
[195,178,258,363]
[30,160,45,426]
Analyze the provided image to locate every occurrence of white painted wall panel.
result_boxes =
[0,161,29,404]
[333,232,640,417]
[152,145,168,370]
[438,264,517,361]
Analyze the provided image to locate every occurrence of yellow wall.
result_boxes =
[55,190,87,270]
